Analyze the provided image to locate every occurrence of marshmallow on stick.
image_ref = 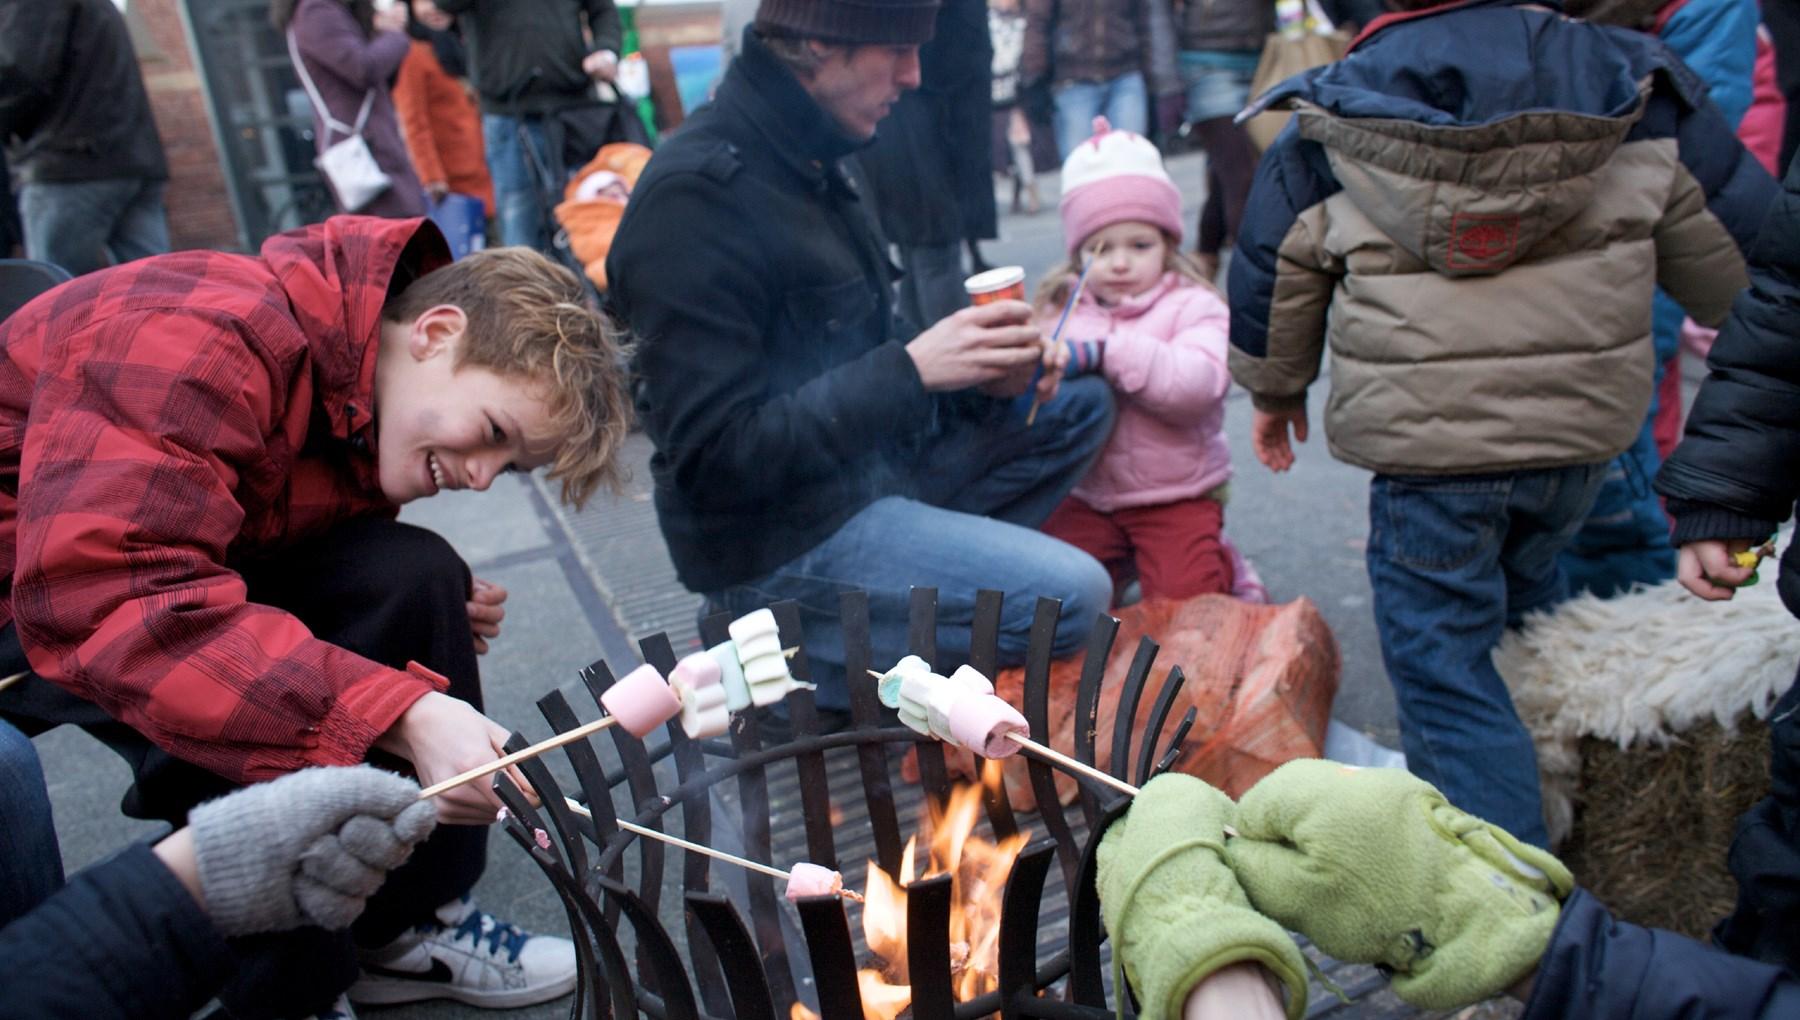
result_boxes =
[726,608,813,706]
[670,652,731,739]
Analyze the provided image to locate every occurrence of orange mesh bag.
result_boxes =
[555,142,654,290]
[985,595,1339,811]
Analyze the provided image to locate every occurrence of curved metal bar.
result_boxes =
[1154,706,1199,780]
[794,893,864,1020]
[994,840,1058,1020]
[640,632,731,1017]
[686,892,779,1020]
[968,588,1019,842]
[842,589,906,879]
[699,609,796,1009]
[905,872,957,1020]
[1136,665,1186,788]
[771,600,837,869]
[1020,596,1081,891]
[1071,613,1121,831]
[1107,637,1159,787]
[1067,797,1129,1007]
[909,587,952,809]
[495,775,636,1020]
[595,874,702,1020]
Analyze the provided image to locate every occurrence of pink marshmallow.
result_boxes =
[785,861,843,901]
[947,694,1030,759]
[671,652,722,692]
[599,663,682,738]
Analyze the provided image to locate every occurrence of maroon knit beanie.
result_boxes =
[755,0,941,45]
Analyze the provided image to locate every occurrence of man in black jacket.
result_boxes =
[1656,152,1800,977]
[0,0,169,276]
[434,0,623,252]
[606,0,1115,715]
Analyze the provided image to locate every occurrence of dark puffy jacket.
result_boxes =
[1521,888,1800,1019]
[434,0,620,116]
[0,842,234,1019]
[0,0,167,184]
[858,0,997,247]
[1022,0,1153,86]
[1656,136,1800,621]
[1175,0,1274,54]
[607,33,976,593]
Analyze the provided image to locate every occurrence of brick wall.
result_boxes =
[128,0,240,252]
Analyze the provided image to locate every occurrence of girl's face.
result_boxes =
[1082,221,1168,305]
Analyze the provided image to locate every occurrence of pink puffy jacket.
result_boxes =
[1057,272,1234,513]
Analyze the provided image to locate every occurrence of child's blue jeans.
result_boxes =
[1366,464,1608,848]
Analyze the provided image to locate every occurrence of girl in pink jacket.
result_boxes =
[1037,118,1260,603]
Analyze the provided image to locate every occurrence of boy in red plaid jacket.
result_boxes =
[0,215,629,1016]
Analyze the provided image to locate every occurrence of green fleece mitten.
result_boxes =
[1096,774,1308,1020]
[1225,761,1573,1010]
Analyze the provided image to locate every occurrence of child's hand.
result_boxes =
[469,577,507,654]
[1676,539,1761,601]
[1251,406,1308,473]
[1061,339,1102,378]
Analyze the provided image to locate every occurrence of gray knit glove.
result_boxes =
[189,765,438,936]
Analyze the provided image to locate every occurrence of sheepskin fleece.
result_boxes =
[1495,544,1798,844]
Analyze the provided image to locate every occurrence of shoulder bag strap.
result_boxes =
[287,28,375,142]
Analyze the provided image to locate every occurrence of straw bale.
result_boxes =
[1558,718,1769,938]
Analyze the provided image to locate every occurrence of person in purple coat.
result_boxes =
[277,0,429,218]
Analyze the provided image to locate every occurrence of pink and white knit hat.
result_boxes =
[1058,117,1184,253]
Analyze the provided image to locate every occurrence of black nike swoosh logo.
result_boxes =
[361,958,454,984]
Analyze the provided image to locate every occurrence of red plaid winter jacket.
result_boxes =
[0,216,453,783]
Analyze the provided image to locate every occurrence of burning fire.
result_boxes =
[791,762,1029,1020]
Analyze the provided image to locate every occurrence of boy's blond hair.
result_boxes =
[1032,230,1221,313]
[384,247,632,509]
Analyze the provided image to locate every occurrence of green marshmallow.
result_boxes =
[1096,774,1308,1020]
[878,654,929,709]
[707,641,751,712]
[1226,761,1572,1010]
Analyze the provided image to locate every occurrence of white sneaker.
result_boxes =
[348,897,578,1009]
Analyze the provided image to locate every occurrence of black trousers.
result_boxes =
[1714,660,1800,976]
[1,517,488,1017]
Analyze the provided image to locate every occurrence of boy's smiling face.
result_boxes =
[373,306,560,505]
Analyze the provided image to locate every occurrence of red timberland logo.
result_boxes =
[1447,212,1520,270]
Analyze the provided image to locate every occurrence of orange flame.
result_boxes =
[850,761,1030,1019]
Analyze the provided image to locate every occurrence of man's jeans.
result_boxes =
[19,178,169,277]
[1053,72,1148,160]
[711,377,1117,710]
[1366,464,1607,848]
[0,719,63,928]
[482,114,554,252]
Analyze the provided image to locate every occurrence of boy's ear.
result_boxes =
[408,304,469,362]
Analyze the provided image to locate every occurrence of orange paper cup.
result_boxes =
[965,266,1026,306]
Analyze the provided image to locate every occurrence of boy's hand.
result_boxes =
[468,577,507,654]
[1251,405,1308,472]
[1677,539,1760,601]
[908,301,1044,392]
[375,692,537,825]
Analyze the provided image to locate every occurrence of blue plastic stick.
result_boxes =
[1021,245,1104,425]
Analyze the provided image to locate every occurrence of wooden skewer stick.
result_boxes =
[863,668,1138,796]
[0,669,29,694]
[1025,242,1107,427]
[864,667,1239,835]
[419,646,795,801]
[419,714,623,800]
[561,796,865,902]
